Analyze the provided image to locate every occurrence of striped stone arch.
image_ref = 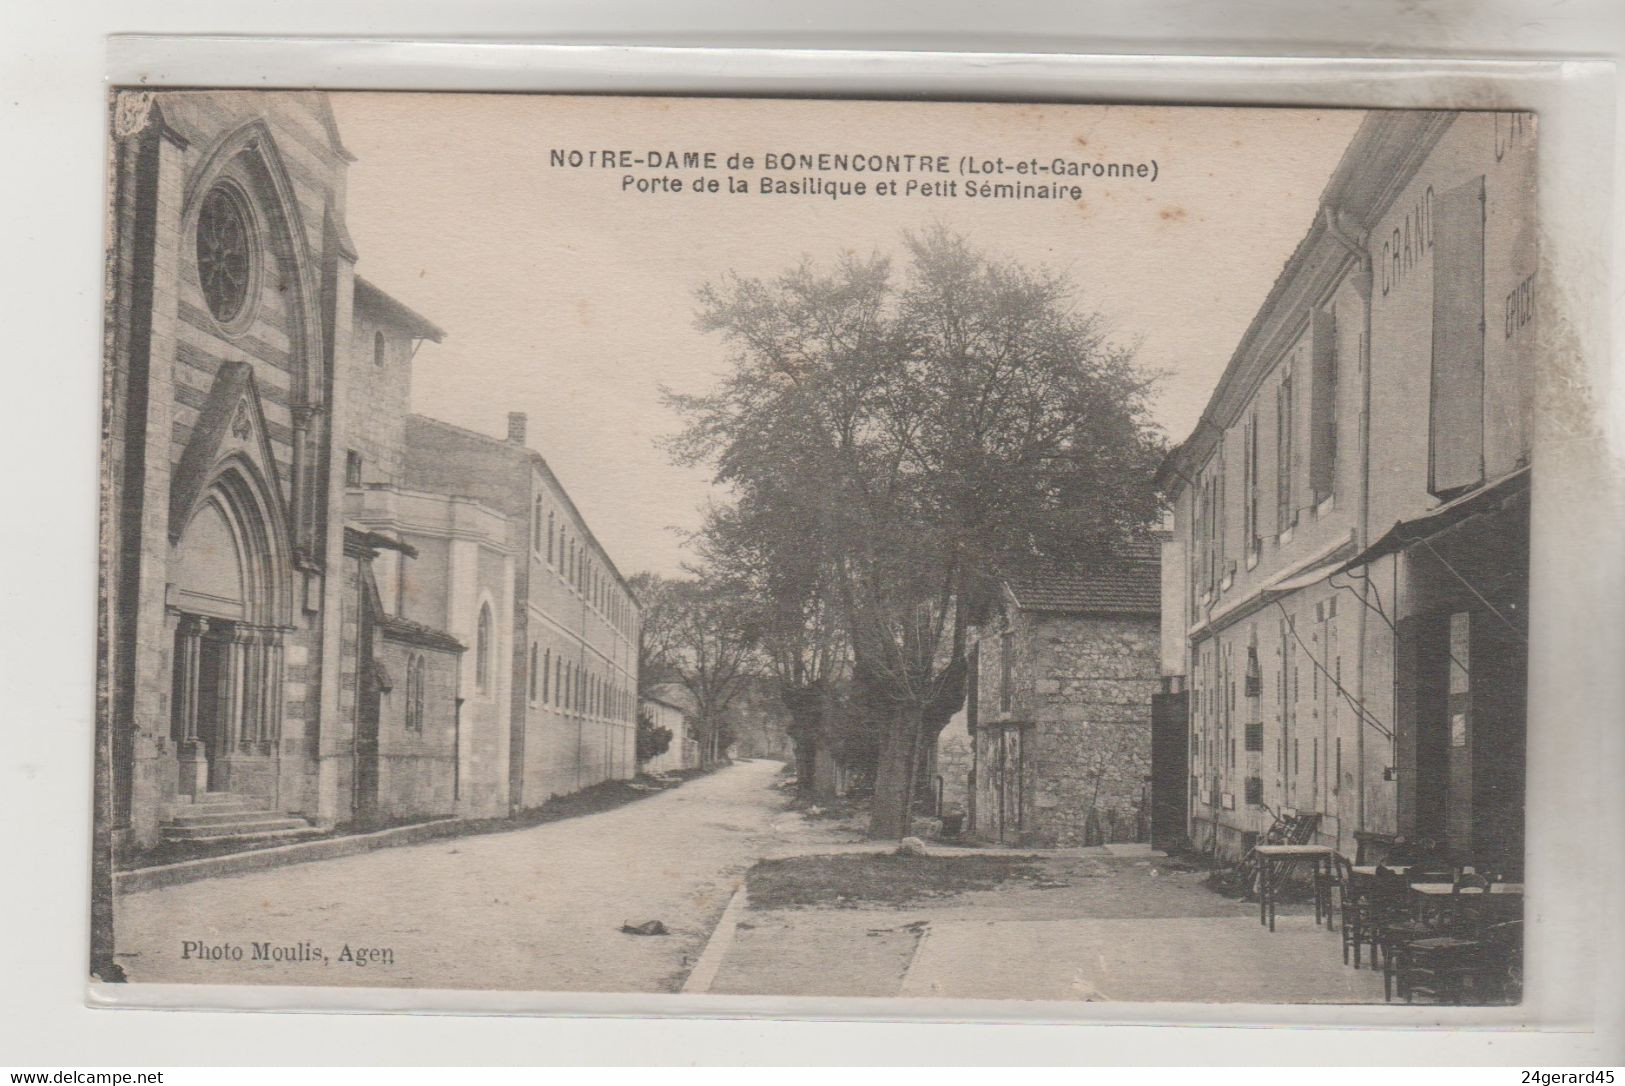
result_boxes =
[171,454,294,630]
[179,118,327,412]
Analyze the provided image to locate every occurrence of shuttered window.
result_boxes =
[1309,310,1338,503]
[1430,176,1487,497]
[1276,371,1295,531]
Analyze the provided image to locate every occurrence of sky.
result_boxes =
[331,93,1364,578]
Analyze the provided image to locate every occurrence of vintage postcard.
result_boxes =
[93,90,1537,1007]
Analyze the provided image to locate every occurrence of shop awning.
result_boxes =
[1192,533,1357,637]
[1265,553,1356,596]
[1337,465,1531,573]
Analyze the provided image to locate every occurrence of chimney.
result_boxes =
[506,411,527,446]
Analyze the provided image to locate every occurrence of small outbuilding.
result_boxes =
[955,541,1163,847]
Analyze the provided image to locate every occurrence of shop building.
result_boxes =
[1157,110,1535,870]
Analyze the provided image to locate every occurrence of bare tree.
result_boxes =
[628,571,682,698]
[635,572,760,764]
[697,489,847,799]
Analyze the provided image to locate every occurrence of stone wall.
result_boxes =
[109,92,349,848]
[1027,613,1159,846]
[374,635,460,819]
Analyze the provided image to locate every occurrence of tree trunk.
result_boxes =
[868,702,925,839]
[792,735,816,797]
[779,685,823,799]
[809,682,841,801]
[813,741,839,802]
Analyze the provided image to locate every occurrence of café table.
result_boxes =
[1406,881,1524,924]
[1254,843,1336,932]
[1409,882,1524,895]
[1351,864,1412,878]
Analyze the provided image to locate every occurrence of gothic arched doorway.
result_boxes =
[169,460,290,797]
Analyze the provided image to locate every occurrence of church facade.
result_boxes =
[101,90,638,855]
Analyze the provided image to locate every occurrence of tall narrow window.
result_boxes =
[542,648,551,703]
[414,656,426,731]
[373,330,386,367]
[529,642,539,703]
[966,643,980,731]
[532,498,543,553]
[475,604,492,694]
[999,629,1014,714]
[547,512,556,564]
[407,654,417,731]
[345,450,362,488]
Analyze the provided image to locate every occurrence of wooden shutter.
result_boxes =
[1309,310,1338,501]
[1430,176,1486,497]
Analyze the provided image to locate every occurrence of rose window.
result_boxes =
[196,186,254,324]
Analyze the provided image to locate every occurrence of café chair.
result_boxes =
[1374,861,1456,1001]
[1395,873,1515,1004]
[1332,853,1376,968]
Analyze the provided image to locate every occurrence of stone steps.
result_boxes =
[159,793,321,845]
[163,815,316,840]
[164,802,262,823]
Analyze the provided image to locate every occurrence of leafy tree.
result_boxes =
[635,707,674,765]
[669,228,1165,836]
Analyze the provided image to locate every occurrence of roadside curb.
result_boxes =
[116,769,734,895]
[897,920,935,997]
[680,880,749,994]
[115,818,465,895]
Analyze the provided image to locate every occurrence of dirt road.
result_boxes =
[115,760,804,993]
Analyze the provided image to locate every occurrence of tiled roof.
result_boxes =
[1005,540,1162,616]
[377,613,465,653]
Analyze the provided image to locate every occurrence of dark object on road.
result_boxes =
[620,920,670,936]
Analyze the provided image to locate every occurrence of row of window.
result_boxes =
[524,640,633,722]
[1190,601,1345,812]
[530,496,633,635]
[471,602,631,721]
[1194,735,1347,811]
[1191,311,1347,607]
[1192,174,1499,611]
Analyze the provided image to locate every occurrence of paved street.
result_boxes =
[708,848,1387,1004]
[899,913,1386,1003]
[115,759,812,992]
